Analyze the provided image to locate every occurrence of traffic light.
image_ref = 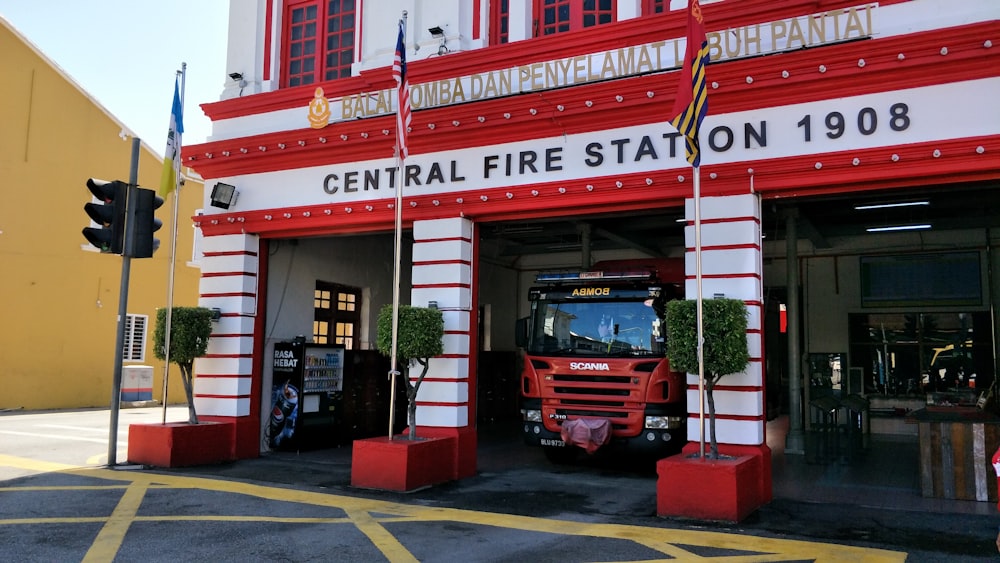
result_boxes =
[83,178,126,254]
[132,187,164,258]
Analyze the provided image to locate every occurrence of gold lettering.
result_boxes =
[375,90,390,114]
[471,74,483,99]
[545,60,560,88]
[352,95,366,117]
[485,72,500,97]
[787,17,806,48]
[771,20,787,50]
[530,62,544,90]
[843,6,865,39]
[617,47,635,76]
[341,95,355,119]
[650,40,666,69]
[498,68,511,95]
[808,14,826,44]
[706,31,723,61]
[673,38,684,66]
[556,57,573,85]
[724,28,741,58]
[452,77,466,103]
[601,52,617,78]
[826,8,845,40]
[744,24,761,55]
[439,79,452,105]
[588,53,601,81]
[636,44,653,72]
[573,55,587,82]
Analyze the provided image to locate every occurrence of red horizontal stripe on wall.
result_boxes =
[195,374,247,379]
[685,273,761,280]
[203,354,253,360]
[201,271,258,278]
[194,393,252,399]
[411,283,471,289]
[443,330,469,335]
[203,250,258,257]
[688,413,765,422]
[439,354,470,360]
[409,377,468,383]
[414,261,472,268]
[415,401,469,408]
[689,243,761,252]
[415,236,472,244]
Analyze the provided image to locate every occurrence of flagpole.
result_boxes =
[694,164,705,459]
[387,11,408,440]
[161,63,186,424]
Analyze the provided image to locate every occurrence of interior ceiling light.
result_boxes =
[854,201,929,210]
[866,224,932,233]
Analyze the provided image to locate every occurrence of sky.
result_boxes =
[0,0,229,150]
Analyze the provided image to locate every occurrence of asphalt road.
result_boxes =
[0,406,995,561]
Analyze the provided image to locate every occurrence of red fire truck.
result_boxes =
[516,259,688,462]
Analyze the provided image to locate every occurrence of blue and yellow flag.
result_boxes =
[159,77,185,196]
[670,0,709,167]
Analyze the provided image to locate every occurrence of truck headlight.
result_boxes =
[521,409,542,422]
[645,416,683,429]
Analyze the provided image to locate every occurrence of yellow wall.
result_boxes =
[0,19,203,410]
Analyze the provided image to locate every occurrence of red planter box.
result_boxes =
[351,435,456,492]
[656,449,765,523]
[127,421,236,468]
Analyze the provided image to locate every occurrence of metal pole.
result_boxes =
[107,136,140,467]
[694,165,705,459]
[162,63,186,424]
[387,11,407,440]
[785,207,806,454]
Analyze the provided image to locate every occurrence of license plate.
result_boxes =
[540,438,565,447]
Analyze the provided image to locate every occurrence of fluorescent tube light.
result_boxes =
[866,224,931,233]
[854,201,929,210]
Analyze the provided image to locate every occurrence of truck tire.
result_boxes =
[543,446,578,464]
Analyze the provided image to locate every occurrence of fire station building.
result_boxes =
[183,0,999,495]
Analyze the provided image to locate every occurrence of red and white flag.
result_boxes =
[393,18,411,160]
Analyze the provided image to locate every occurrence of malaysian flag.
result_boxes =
[670,0,709,167]
[393,18,411,160]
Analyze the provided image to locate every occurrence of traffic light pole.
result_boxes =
[107,137,140,468]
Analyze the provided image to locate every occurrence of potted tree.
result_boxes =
[375,304,444,440]
[657,297,766,522]
[153,306,213,424]
[351,304,452,491]
[665,298,749,459]
[127,307,235,467]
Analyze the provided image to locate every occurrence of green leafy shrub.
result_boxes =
[376,305,444,440]
[666,298,749,458]
[154,307,213,424]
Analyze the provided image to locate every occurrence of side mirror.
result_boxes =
[515,317,528,348]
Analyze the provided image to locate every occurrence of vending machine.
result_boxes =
[267,340,345,450]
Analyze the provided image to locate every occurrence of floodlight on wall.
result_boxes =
[228,72,247,88]
[428,26,449,55]
[210,182,239,209]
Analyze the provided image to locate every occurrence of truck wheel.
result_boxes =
[543,446,578,464]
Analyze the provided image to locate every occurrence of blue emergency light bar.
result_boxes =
[535,270,654,283]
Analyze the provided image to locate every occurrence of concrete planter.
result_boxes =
[127,421,236,468]
[656,444,769,523]
[351,435,456,492]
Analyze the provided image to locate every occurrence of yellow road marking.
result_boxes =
[82,481,147,563]
[345,508,420,563]
[0,454,907,563]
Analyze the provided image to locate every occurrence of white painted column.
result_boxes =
[410,217,474,428]
[683,193,765,447]
[193,233,260,418]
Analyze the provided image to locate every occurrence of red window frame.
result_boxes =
[534,0,616,37]
[490,0,510,45]
[282,0,357,88]
[643,0,666,15]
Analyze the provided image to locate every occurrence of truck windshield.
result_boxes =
[527,296,665,357]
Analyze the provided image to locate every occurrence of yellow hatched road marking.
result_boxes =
[0,454,907,563]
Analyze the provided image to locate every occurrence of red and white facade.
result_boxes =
[184,0,999,466]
